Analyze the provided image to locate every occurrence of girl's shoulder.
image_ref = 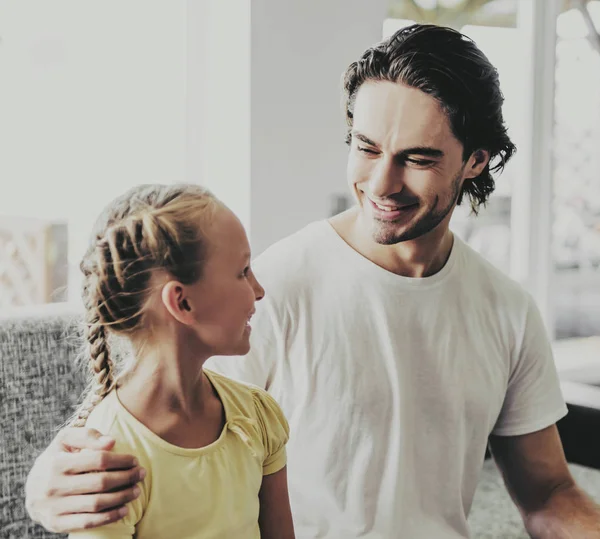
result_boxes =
[205,369,289,450]
[83,390,120,435]
[205,369,280,413]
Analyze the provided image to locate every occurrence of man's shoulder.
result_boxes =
[254,220,329,264]
[252,220,332,288]
[456,236,531,310]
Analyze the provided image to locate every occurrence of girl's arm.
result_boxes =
[258,466,295,539]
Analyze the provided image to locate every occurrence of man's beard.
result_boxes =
[371,169,463,246]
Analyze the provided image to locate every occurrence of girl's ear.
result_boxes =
[161,281,195,325]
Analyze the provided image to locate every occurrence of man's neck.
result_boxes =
[329,208,455,278]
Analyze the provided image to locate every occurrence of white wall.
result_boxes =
[250,0,388,254]
[2,1,389,301]
[0,1,187,297]
[186,0,251,233]
[186,0,388,254]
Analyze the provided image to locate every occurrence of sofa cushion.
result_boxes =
[1,303,85,539]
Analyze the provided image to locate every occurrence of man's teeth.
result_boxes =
[375,202,399,212]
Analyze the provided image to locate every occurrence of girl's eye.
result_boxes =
[241,266,250,278]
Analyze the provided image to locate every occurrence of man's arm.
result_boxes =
[490,424,600,538]
[258,466,295,539]
[26,428,143,533]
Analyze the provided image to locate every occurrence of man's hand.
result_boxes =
[25,427,145,533]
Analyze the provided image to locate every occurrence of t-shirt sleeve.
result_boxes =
[67,491,142,539]
[252,389,290,476]
[67,481,143,538]
[69,404,146,538]
[68,478,142,538]
[69,523,134,539]
[492,294,568,436]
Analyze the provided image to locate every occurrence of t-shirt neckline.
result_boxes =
[111,369,230,457]
[321,219,460,289]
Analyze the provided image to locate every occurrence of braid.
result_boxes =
[71,183,219,426]
[98,226,148,330]
[71,283,116,427]
[87,309,115,395]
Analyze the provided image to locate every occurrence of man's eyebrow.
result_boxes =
[353,131,379,147]
[352,131,444,159]
[398,146,444,159]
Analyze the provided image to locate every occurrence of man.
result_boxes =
[26,24,600,537]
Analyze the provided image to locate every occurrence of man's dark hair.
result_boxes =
[343,24,516,213]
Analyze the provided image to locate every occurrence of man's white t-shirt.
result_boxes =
[207,220,567,539]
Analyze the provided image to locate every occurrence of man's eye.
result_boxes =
[406,158,434,167]
[357,146,377,155]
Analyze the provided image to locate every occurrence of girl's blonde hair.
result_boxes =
[71,183,220,427]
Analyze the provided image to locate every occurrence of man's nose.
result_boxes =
[368,157,405,199]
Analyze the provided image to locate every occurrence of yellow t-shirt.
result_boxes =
[69,369,289,539]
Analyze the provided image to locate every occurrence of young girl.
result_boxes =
[68,184,295,538]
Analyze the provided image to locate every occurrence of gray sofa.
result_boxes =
[2,304,600,538]
[1,304,87,539]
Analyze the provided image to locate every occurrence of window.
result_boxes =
[552,1,600,339]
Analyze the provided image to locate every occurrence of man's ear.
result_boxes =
[464,149,490,180]
[161,281,194,325]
